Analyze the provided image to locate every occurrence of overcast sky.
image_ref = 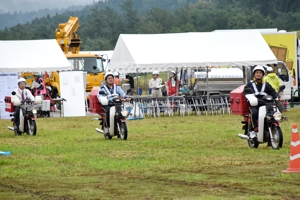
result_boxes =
[0,0,95,14]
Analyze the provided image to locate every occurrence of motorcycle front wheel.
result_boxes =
[119,122,128,140]
[270,126,283,149]
[26,119,37,136]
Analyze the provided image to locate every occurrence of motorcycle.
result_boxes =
[238,85,285,149]
[7,91,42,136]
[95,89,132,140]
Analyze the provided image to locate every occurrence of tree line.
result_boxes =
[0,0,299,50]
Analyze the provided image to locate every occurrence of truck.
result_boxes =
[191,30,299,101]
[192,61,292,100]
[22,16,105,102]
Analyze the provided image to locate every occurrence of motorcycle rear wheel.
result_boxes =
[119,122,128,140]
[246,122,259,148]
[102,124,112,140]
[26,119,36,136]
[270,126,283,149]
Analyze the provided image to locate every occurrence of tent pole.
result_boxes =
[206,66,210,115]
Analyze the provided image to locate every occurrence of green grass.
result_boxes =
[1,109,300,199]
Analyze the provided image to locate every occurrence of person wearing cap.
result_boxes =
[149,71,163,97]
[125,74,134,89]
[263,66,281,93]
[166,70,181,96]
[113,72,121,86]
[263,66,284,113]
[243,65,278,139]
[11,78,35,132]
[43,86,55,117]
[97,73,131,130]
[32,72,46,97]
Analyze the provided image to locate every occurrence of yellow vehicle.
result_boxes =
[54,16,105,100]
[22,16,105,101]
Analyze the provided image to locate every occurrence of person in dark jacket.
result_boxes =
[243,65,278,139]
[125,74,134,89]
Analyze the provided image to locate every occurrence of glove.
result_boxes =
[258,99,265,106]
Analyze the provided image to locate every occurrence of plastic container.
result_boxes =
[136,87,142,95]
[4,96,14,112]
[230,85,249,115]
[89,87,103,114]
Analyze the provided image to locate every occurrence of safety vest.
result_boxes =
[103,84,117,96]
[251,80,267,96]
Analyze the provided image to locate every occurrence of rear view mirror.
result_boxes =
[99,90,105,95]
[11,91,16,95]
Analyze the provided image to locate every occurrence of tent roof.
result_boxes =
[108,31,277,73]
[0,39,71,72]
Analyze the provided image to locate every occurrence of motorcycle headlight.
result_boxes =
[32,109,37,114]
[121,110,128,117]
[273,112,282,121]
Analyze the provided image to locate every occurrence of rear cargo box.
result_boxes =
[4,96,14,112]
[89,87,104,114]
[230,85,249,115]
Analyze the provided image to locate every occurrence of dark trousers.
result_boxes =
[14,106,21,126]
[249,106,259,131]
[103,105,113,127]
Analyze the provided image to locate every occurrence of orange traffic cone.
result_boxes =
[282,123,300,173]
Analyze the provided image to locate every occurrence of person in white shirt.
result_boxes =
[149,71,163,97]
[11,78,35,131]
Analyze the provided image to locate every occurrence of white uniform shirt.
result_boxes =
[149,78,162,89]
[11,88,34,103]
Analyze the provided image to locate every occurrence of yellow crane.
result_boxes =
[23,16,105,102]
[53,16,105,99]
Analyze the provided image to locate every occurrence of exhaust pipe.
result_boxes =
[7,126,14,131]
[238,134,250,140]
[95,128,104,134]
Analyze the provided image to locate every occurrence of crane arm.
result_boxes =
[56,16,81,54]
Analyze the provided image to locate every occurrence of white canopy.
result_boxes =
[108,31,277,73]
[0,39,71,72]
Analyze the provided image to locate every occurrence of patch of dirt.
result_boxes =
[0,182,75,200]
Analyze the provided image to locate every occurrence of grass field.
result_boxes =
[1,109,300,199]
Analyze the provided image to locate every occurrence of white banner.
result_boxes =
[59,71,86,117]
[0,72,18,119]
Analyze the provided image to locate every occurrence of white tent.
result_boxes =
[108,31,277,73]
[0,39,71,72]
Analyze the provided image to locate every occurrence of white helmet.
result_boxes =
[266,66,273,73]
[113,72,119,77]
[46,86,52,91]
[171,70,176,74]
[252,65,265,76]
[104,72,114,80]
[18,78,26,84]
[33,72,40,76]
[152,71,159,75]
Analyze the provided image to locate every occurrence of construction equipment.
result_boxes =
[22,16,105,101]
[54,16,105,100]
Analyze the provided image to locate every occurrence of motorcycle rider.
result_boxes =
[97,73,131,131]
[11,78,35,132]
[243,65,278,139]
